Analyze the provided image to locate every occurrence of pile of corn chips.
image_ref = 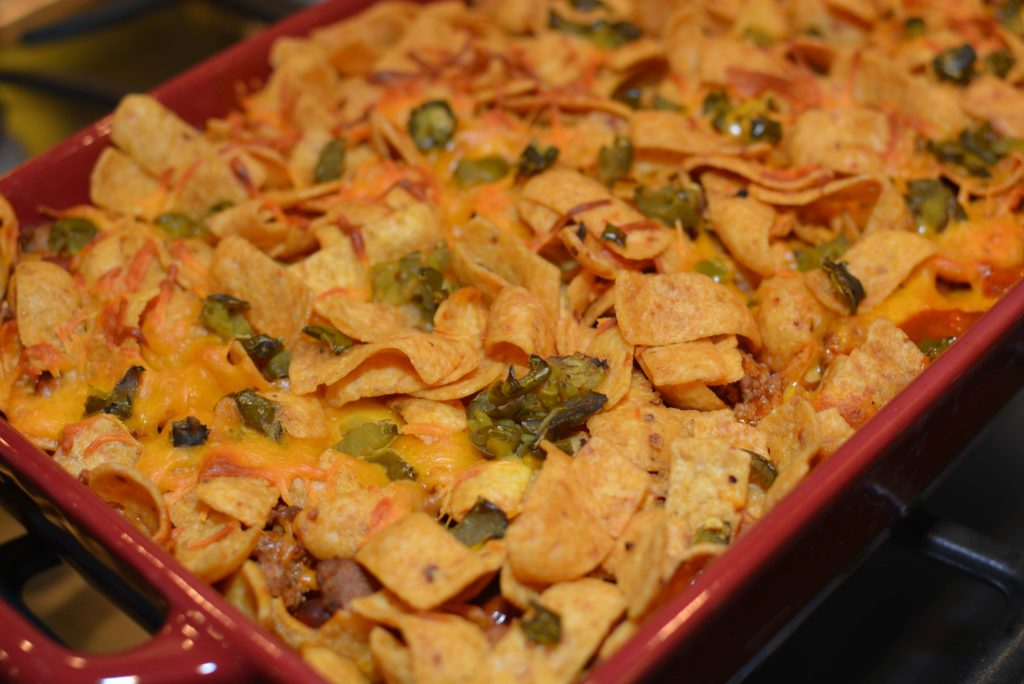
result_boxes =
[1,0,1023,680]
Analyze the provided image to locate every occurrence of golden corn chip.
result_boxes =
[573,436,651,539]
[757,396,820,471]
[705,176,776,277]
[311,608,377,679]
[657,381,728,412]
[361,202,442,264]
[685,155,834,192]
[532,578,627,682]
[484,286,555,365]
[0,196,17,301]
[558,226,620,280]
[476,623,560,684]
[314,294,414,342]
[747,174,883,207]
[451,216,560,322]
[89,147,164,218]
[443,459,531,522]
[270,596,317,650]
[222,560,273,629]
[965,76,1024,138]
[807,230,936,314]
[753,276,825,373]
[606,508,668,619]
[638,337,745,388]
[54,415,141,476]
[262,390,329,439]
[170,493,261,584]
[370,626,414,684]
[666,437,750,556]
[786,107,890,175]
[598,619,639,662]
[864,181,915,234]
[433,287,489,342]
[631,110,724,156]
[615,271,761,347]
[815,317,926,427]
[938,216,1024,271]
[295,485,416,560]
[301,646,369,684]
[83,462,170,544]
[210,235,314,344]
[764,451,812,512]
[499,560,543,612]
[350,590,414,629]
[15,261,82,351]
[355,512,492,610]
[395,612,490,684]
[369,110,423,167]
[194,475,279,528]
[678,408,769,455]
[208,200,317,260]
[816,407,855,458]
[586,322,633,407]
[390,397,466,433]
[409,359,505,401]
[505,446,613,584]
[588,404,691,475]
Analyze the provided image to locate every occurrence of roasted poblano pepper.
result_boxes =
[154,212,210,239]
[548,10,640,49]
[746,450,778,490]
[314,138,346,183]
[466,354,608,459]
[370,245,454,325]
[986,49,1016,78]
[408,100,457,151]
[239,334,290,380]
[634,183,704,229]
[597,136,633,185]
[84,365,145,420]
[302,324,355,355]
[600,223,627,247]
[702,91,783,144]
[49,216,99,256]
[517,142,559,177]
[927,123,1024,178]
[821,258,866,314]
[692,518,732,545]
[793,234,849,272]
[450,498,509,547]
[918,336,956,360]
[520,601,562,645]
[200,294,254,340]
[454,156,510,187]
[231,389,283,440]
[171,416,210,447]
[335,420,414,481]
[695,258,730,283]
[932,44,977,85]
[904,179,967,234]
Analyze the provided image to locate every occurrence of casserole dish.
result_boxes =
[1,1,1024,682]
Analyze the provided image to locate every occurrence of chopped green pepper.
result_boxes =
[634,183,704,229]
[793,234,849,272]
[986,49,1016,78]
[302,324,355,355]
[651,93,684,112]
[742,26,775,47]
[408,100,457,151]
[171,416,210,447]
[231,389,283,440]
[702,90,783,144]
[692,518,732,545]
[904,179,967,234]
[928,123,1024,178]
[918,336,956,360]
[695,258,730,283]
[336,420,398,456]
[520,601,562,645]
[466,354,607,459]
[365,449,417,481]
[821,258,866,314]
[933,44,977,85]
[200,294,254,340]
[450,498,509,547]
[597,136,633,185]
[239,334,290,380]
[370,246,455,325]
[314,138,346,183]
[48,216,99,256]
[517,141,559,177]
[84,365,145,420]
[454,156,510,187]
[548,10,641,49]
[154,212,209,239]
[600,223,627,247]
[997,0,1024,33]
[569,0,609,11]
[903,16,926,38]
[746,450,777,490]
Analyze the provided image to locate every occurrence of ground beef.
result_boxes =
[317,557,377,613]
[254,529,312,611]
[714,352,784,424]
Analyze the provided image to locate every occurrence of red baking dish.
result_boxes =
[1,1,1024,683]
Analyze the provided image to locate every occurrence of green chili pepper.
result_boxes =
[695,258,730,283]
[302,324,354,355]
[933,44,977,85]
[454,156,510,187]
[634,184,704,228]
[548,10,641,49]
[597,136,633,185]
[239,335,290,380]
[746,450,777,490]
[742,26,775,47]
[600,223,627,247]
[904,179,967,234]
[821,258,866,314]
[450,499,509,547]
[365,449,417,481]
[918,336,956,360]
[84,365,145,420]
[336,420,398,457]
[314,138,346,183]
[200,294,254,340]
[517,142,559,177]
[171,416,210,447]
[231,389,283,440]
[520,601,562,645]
[48,216,99,256]
[154,212,209,239]
[408,100,457,151]
[794,234,849,272]
[692,518,732,545]
[903,16,926,38]
[986,49,1016,78]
